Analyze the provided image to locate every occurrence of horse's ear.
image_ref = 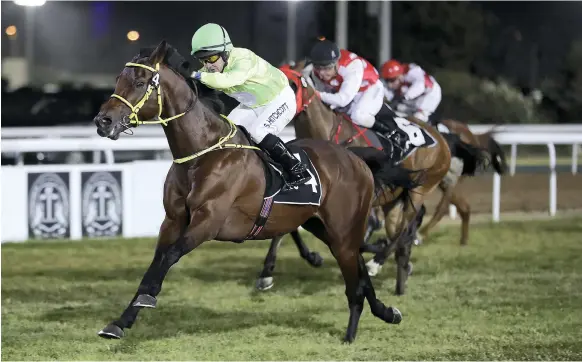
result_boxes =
[181,60,191,71]
[149,40,168,65]
[293,59,307,72]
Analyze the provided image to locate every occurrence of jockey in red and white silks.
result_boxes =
[381,59,442,123]
[302,38,395,136]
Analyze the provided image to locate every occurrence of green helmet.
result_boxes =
[190,23,233,57]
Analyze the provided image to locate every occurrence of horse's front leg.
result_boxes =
[290,229,324,267]
[98,215,188,339]
[256,235,285,291]
[99,192,234,339]
[364,207,383,244]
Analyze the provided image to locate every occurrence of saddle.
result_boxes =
[336,104,436,164]
[235,126,323,241]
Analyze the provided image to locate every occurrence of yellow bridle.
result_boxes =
[110,62,258,164]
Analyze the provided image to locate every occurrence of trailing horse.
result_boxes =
[256,62,487,295]
[418,119,505,245]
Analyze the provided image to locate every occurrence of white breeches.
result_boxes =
[227,85,297,143]
[409,83,442,122]
[346,81,385,128]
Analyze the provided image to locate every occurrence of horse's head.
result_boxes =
[94,40,193,140]
[279,64,342,141]
[291,59,307,73]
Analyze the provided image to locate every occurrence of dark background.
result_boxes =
[2,1,582,127]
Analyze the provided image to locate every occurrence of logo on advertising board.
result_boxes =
[28,172,70,239]
[81,171,123,238]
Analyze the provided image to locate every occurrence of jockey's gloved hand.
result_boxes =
[392,93,404,104]
[396,103,409,112]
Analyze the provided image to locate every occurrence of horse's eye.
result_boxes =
[136,81,145,88]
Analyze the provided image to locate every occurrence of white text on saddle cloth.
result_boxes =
[393,117,426,147]
[294,153,318,193]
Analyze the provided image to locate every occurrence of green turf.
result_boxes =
[2,218,582,360]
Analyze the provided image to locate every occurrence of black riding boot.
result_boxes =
[428,114,440,127]
[370,117,408,159]
[259,134,312,187]
[370,118,395,137]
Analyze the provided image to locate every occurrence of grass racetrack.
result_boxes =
[2,217,582,360]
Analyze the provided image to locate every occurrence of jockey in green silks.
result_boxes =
[191,23,311,187]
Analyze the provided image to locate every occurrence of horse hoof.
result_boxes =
[98,323,124,339]
[342,335,355,344]
[388,307,402,324]
[256,277,274,291]
[308,252,324,268]
[133,294,157,308]
[407,262,413,276]
[366,259,382,277]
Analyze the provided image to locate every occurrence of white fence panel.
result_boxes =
[4,123,582,139]
[1,161,170,243]
[1,125,581,242]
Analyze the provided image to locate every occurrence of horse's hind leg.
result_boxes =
[301,216,364,343]
[291,229,324,267]
[364,207,383,244]
[256,230,323,291]
[418,182,453,242]
[394,195,425,295]
[339,235,404,336]
[358,253,402,324]
[366,200,405,277]
[256,235,284,291]
[395,238,413,295]
[335,243,367,343]
[450,189,471,246]
[305,206,401,343]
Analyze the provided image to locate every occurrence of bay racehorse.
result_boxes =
[417,118,507,245]
[92,40,425,343]
[254,68,386,291]
[256,62,488,295]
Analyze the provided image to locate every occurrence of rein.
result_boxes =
[110,61,259,164]
[279,67,317,114]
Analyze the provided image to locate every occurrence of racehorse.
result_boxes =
[92,40,424,343]
[417,119,507,245]
[256,62,488,295]
[255,66,386,291]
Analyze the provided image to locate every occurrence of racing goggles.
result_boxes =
[199,54,221,65]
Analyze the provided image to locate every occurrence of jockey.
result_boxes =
[302,38,396,136]
[381,59,442,124]
[190,23,311,187]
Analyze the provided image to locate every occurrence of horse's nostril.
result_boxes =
[100,116,113,127]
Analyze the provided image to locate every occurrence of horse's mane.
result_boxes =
[133,44,225,115]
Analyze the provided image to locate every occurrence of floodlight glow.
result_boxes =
[14,0,46,6]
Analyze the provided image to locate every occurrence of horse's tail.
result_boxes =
[482,131,508,175]
[441,133,490,176]
[348,147,426,192]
